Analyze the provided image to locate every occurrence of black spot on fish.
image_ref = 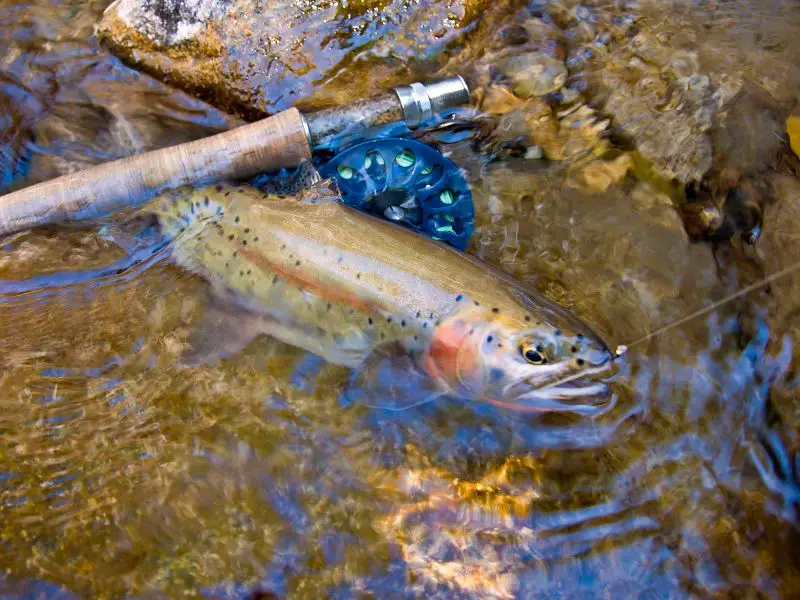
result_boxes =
[555,330,562,336]
[281,244,286,250]
[525,316,531,322]
[234,216,240,223]
[456,294,463,302]
[576,358,585,366]
[326,303,332,311]
[469,328,475,335]
[295,260,301,266]
[242,240,248,246]
[239,271,244,276]
[487,335,494,343]
[228,234,234,241]
[190,204,195,214]
[401,320,406,327]
[423,323,428,329]
[225,192,231,197]
[413,335,419,341]
[387,317,392,323]
[204,196,210,206]
[368,318,373,325]
[474,301,480,306]
[576,334,584,339]
[416,312,421,318]
[215,185,222,192]
[436,319,441,326]
[536,344,544,352]
[356,273,361,279]
[180,228,185,233]
[254,236,259,242]
[225,262,229,267]
[571,346,578,353]
[244,228,250,233]
[115,268,125,275]
[247,270,252,275]
[492,307,499,314]
[380,332,386,340]
[272,276,278,284]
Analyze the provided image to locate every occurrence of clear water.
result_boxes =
[1,0,799,598]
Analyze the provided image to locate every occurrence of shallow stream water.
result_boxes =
[1,1,799,598]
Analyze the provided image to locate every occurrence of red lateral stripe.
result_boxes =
[240,247,377,313]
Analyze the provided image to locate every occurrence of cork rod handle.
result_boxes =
[0,107,311,237]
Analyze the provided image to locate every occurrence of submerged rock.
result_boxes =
[0,0,240,195]
[98,0,507,118]
[111,0,231,46]
[502,51,567,98]
[570,0,800,187]
[568,153,632,193]
[788,115,800,159]
[456,0,799,188]
[679,81,788,244]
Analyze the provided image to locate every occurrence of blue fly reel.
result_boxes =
[318,138,474,250]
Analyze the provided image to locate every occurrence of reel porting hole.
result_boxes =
[319,138,474,250]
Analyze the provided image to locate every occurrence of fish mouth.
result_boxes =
[487,363,618,416]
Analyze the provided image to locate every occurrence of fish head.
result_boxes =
[422,292,617,415]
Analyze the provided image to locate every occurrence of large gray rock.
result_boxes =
[97,0,509,118]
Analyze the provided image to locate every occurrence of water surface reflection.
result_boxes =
[1,0,799,598]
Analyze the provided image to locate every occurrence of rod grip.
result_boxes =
[0,108,311,236]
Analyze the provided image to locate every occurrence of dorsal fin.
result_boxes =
[295,176,342,205]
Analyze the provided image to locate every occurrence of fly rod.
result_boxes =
[0,76,470,237]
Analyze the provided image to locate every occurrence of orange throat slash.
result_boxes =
[422,315,480,397]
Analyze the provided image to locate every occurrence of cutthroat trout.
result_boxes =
[137,170,615,413]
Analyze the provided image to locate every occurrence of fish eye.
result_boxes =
[520,343,547,365]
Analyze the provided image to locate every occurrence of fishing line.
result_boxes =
[618,258,800,354]
[531,258,800,396]
[366,392,446,412]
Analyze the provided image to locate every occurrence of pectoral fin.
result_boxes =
[181,287,373,369]
[341,346,446,411]
[296,177,341,205]
[180,301,273,367]
[255,160,340,204]
[100,212,164,254]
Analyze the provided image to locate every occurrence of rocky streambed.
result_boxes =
[0,0,799,597]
